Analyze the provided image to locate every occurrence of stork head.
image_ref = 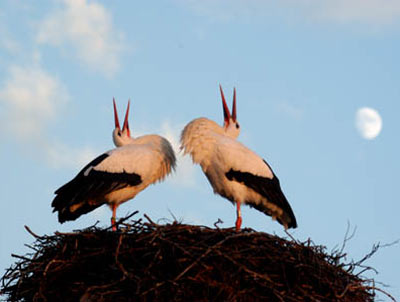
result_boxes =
[112,98,132,147]
[220,85,240,139]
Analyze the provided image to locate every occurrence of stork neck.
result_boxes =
[112,128,134,147]
[224,120,240,139]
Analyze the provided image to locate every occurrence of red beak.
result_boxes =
[232,87,237,122]
[123,100,130,137]
[220,85,231,125]
[113,98,120,130]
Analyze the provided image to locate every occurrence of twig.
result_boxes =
[24,225,43,239]
[144,213,156,225]
[11,254,31,261]
[340,221,357,255]
[214,218,223,229]
[364,286,397,302]
[173,232,252,282]
[107,211,139,231]
[115,234,129,278]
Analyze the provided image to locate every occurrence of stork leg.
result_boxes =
[111,204,117,231]
[235,201,242,231]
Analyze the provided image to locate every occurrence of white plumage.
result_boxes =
[181,86,296,230]
[52,99,176,230]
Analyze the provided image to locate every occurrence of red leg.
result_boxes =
[111,204,117,231]
[235,201,242,231]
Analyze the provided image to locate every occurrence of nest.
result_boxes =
[0,213,392,302]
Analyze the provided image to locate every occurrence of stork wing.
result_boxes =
[213,135,274,179]
[214,136,297,229]
[52,151,142,223]
[225,164,297,229]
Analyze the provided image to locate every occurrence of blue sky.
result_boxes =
[1,0,399,299]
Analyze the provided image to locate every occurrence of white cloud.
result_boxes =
[180,0,400,27]
[0,63,99,169]
[0,64,68,141]
[0,30,22,55]
[37,0,124,76]
[0,2,114,169]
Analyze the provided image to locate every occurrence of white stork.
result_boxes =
[180,86,297,231]
[52,99,176,230]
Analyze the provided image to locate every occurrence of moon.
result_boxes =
[355,107,382,140]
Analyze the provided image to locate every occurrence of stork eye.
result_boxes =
[236,123,240,129]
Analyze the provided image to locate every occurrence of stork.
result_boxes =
[180,86,297,231]
[52,99,176,231]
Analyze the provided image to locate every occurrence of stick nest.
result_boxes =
[0,214,387,302]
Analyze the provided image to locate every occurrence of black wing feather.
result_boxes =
[225,160,297,229]
[52,153,142,223]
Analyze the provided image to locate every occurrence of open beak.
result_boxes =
[113,98,131,137]
[220,85,231,126]
[220,85,237,125]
